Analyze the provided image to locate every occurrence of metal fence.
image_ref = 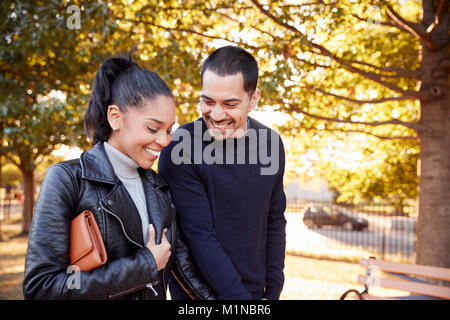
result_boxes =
[285,200,417,264]
[0,187,23,221]
[1,187,418,264]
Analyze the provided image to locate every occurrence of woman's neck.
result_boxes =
[104,141,140,179]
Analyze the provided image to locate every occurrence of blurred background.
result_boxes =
[1,0,449,299]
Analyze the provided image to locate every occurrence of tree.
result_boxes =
[119,0,449,268]
[0,1,126,234]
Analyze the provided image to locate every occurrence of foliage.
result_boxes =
[1,0,442,214]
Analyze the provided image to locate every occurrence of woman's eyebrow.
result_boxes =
[144,118,176,128]
[143,117,163,124]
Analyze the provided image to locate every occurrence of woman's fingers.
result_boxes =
[161,228,169,243]
[145,226,171,271]
[147,224,156,246]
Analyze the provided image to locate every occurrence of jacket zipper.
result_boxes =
[99,201,160,298]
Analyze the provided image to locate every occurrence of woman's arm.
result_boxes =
[171,218,216,300]
[23,163,160,299]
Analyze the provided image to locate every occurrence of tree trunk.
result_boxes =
[0,155,3,242]
[20,168,35,235]
[416,0,450,269]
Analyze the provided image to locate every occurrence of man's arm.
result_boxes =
[264,136,287,300]
[159,145,251,300]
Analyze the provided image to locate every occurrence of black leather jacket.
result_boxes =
[23,142,215,300]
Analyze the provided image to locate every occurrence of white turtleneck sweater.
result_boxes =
[104,142,149,243]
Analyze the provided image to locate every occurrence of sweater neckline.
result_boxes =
[104,142,140,179]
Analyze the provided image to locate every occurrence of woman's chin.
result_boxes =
[139,159,155,170]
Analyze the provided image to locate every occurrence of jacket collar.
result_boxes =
[80,142,117,185]
[80,141,167,189]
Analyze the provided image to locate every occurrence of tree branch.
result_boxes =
[290,106,420,131]
[352,13,410,32]
[385,5,425,38]
[4,152,21,168]
[426,0,447,34]
[300,82,416,104]
[120,17,259,51]
[385,5,439,50]
[251,0,423,95]
[297,124,419,140]
[339,56,420,78]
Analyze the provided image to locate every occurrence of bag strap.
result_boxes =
[340,289,364,300]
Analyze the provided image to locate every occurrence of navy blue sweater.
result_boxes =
[158,117,286,300]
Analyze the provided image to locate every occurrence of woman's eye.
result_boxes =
[146,126,157,133]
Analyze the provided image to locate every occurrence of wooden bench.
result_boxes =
[340,257,450,300]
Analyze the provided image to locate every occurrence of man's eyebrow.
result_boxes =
[200,94,214,100]
[200,94,241,102]
[223,98,241,102]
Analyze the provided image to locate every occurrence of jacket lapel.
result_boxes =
[80,142,144,247]
[100,183,144,247]
[139,168,175,245]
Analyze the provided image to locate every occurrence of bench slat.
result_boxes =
[360,258,450,281]
[358,274,450,299]
[361,293,396,300]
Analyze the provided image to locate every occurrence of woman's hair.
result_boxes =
[84,50,173,145]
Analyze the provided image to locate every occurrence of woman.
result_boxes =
[23,52,214,300]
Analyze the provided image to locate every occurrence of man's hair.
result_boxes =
[201,46,258,96]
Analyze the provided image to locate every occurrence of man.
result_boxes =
[158,46,286,300]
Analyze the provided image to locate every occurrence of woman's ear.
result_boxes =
[107,105,122,131]
[249,88,260,111]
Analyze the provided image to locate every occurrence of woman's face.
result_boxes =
[107,95,176,169]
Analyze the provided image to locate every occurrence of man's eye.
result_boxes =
[146,126,157,133]
[225,104,237,107]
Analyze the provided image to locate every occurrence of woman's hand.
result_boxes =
[145,224,171,271]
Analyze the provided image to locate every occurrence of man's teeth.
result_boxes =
[145,148,160,157]
[211,120,230,128]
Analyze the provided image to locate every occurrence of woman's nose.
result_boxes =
[155,131,171,148]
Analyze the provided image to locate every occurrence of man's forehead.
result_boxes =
[201,70,246,99]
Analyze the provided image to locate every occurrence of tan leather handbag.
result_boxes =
[70,210,107,271]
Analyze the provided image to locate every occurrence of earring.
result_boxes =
[112,127,118,131]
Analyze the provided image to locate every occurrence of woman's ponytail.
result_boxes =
[84,57,136,145]
[84,49,173,145]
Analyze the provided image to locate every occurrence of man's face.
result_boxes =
[200,70,260,140]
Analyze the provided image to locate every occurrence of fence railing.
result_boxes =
[1,189,418,264]
[285,200,417,264]
[0,187,23,221]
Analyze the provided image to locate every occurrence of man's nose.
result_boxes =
[210,105,226,121]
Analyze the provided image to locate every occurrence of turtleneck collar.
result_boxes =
[104,142,140,179]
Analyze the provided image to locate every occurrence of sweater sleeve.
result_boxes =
[158,144,252,300]
[264,136,287,300]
